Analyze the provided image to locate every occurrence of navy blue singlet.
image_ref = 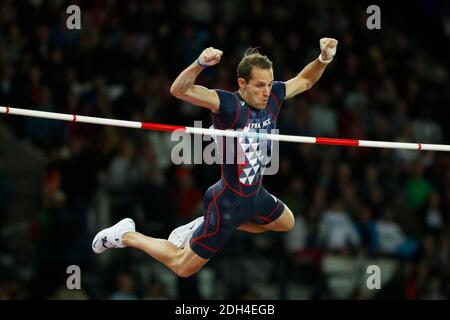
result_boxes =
[190,81,287,259]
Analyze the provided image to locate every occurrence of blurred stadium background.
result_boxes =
[0,0,449,299]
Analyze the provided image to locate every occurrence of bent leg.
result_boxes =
[237,221,268,233]
[237,206,295,234]
[262,206,295,232]
[246,186,295,233]
[122,232,208,278]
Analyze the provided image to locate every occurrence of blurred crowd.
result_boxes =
[0,0,449,299]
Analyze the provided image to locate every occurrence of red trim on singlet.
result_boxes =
[238,171,243,194]
[255,200,281,223]
[191,239,219,253]
[230,97,241,129]
[192,184,226,243]
[266,98,277,119]
[222,178,260,198]
[220,138,228,188]
[237,147,245,195]
[244,107,250,128]
[214,113,224,130]
[270,92,281,112]
[202,186,215,234]
[212,185,222,237]
[255,215,272,223]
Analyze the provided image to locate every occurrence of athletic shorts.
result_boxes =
[190,179,285,259]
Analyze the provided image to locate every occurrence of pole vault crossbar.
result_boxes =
[1,106,449,152]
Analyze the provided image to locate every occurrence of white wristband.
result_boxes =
[319,54,333,64]
[196,59,208,68]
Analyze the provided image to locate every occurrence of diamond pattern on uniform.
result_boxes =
[238,126,271,184]
[249,157,258,167]
[241,141,250,152]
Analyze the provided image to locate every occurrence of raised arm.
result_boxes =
[285,38,338,99]
[170,47,223,113]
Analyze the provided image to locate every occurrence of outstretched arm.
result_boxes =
[285,38,338,99]
[170,47,223,113]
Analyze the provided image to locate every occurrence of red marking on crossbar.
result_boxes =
[418,144,422,150]
[72,115,77,121]
[6,106,10,113]
[316,137,359,147]
[141,122,185,132]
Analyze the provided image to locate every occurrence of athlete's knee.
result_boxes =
[173,264,201,278]
[280,207,295,232]
[264,212,295,232]
[284,214,295,232]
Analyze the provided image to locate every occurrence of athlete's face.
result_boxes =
[238,67,274,109]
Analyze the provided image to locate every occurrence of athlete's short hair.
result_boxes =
[237,48,273,82]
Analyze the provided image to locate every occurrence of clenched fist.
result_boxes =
[197,47,223,67]
[319,38,338,63]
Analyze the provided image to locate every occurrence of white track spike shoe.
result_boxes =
[92,218,135,254]
[168,216,204,249]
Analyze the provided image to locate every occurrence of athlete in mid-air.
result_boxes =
[92,38,338,278]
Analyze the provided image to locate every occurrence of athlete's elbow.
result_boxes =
[171,80,193,99]
[170,84,182,98]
